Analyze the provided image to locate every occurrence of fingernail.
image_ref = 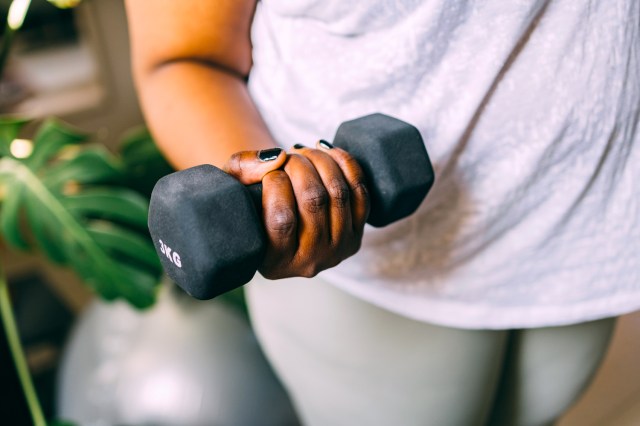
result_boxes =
[319,139,334,150]
[258,148,282,162]
[293,143,306,149]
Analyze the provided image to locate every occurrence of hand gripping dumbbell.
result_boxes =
[148,113,435,299]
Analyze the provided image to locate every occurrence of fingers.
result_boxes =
[260,154,332,279]
[292,144,352,247]
[261,170,298,273]
[315,140,370,233]
[257,141,370,280]
[284,153,330,265]
[223,148,286,185]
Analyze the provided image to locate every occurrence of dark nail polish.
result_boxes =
[258,148,282,162]
[293,143,305,149]
[319,139,334,150]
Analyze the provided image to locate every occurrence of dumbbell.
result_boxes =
[148,113,435,299]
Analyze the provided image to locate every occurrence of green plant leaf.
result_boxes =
[0,119,161,309]
[40,147,124,190]
[0,178,30,250]
[119,126,153,153]
[86,220,161,274]
[119,126,174,198]
[0,117,30,157]
[62,188,149,230]
[24,193,68,264]
[107,262,157,309]
[25,119,88,172]
[72,255,157,309]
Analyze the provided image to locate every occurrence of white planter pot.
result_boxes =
[57,286,299,425]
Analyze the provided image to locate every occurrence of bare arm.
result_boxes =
[125,0,369,279]
[125,0,275,170]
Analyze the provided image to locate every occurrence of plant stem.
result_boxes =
[0,261,46,426]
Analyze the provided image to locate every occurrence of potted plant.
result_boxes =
[0,115,171,424]
[0,1,167,422]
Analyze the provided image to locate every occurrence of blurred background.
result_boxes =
[1,0,145,422]
[0,0,143,142]
[0,1,638,425]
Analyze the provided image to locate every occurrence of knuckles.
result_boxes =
[326,178,350,208]
[262,232,363,279]
[264,206,296,237]
[351,181,369,199]
[299,266,319,279]
[301,186,329,214]
[263,169,290,188]
[300,260,328,278]
[259,268,286,280]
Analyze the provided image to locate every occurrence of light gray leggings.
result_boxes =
[246,275,616,426]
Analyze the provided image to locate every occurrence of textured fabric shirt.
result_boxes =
[248,0,640,329]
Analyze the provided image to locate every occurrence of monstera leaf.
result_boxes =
[118,126,174,198]
[0,118,161,308]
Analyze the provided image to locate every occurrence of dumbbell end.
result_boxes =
[148,165,266,299]
[333,113,435,227]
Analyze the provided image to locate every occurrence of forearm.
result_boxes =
[136,60,276,170]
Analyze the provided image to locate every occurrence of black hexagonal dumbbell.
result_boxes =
[148,113,435,299]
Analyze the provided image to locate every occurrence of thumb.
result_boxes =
[223,148,286,185]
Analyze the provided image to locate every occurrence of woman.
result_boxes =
[125,1,639,424]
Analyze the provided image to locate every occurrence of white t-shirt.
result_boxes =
[248,0,640,329]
